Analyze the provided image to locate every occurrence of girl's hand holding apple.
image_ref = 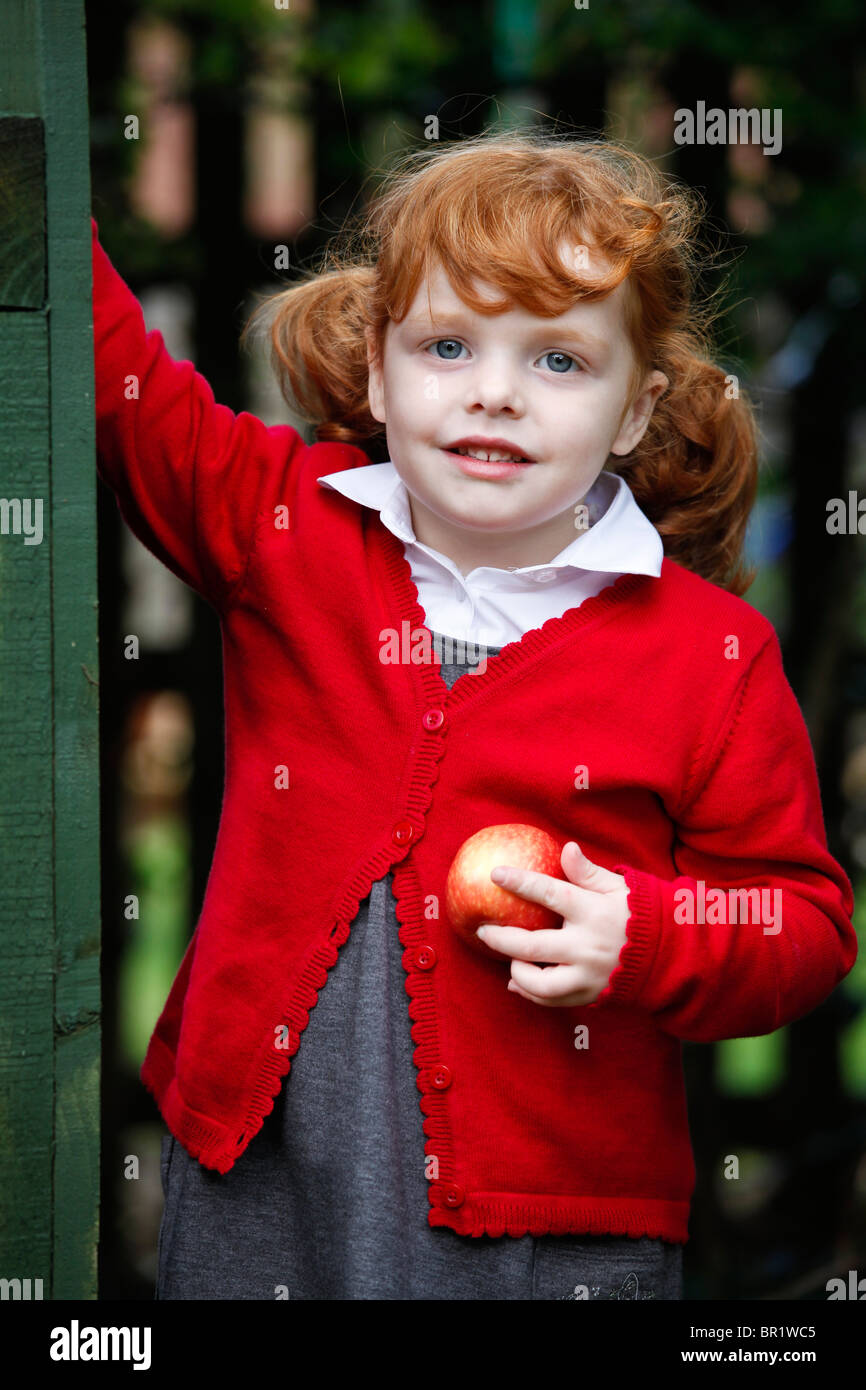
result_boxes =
[470,839,631,1008]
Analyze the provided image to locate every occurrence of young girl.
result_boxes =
[91,130,857,1301]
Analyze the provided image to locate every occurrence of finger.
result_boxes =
[507,978,595,1008]
[476,923,574,961]
[507,976,558,1006]
[510,957,586,1000]
[507,979,557,1005]
[560,841,624,894]
[488,863,578,919]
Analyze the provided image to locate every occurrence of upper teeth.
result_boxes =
[454,447,525,462]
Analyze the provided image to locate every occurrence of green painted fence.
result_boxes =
[0,0,100,1300]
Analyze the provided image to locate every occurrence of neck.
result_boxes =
[407,494,594,577]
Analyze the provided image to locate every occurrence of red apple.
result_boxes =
[445,824,567,955]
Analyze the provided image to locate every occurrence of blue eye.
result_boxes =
[429,339,464,360]
[543,351,577,373]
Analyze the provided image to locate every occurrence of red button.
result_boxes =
[431,1064,452,1090]
[443,1183,465,1208]
[422,708,445,730]
[414,945,437,970]
[392,819,414,845]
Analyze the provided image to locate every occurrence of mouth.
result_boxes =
[443,448,535,480]
[443,438,535,464]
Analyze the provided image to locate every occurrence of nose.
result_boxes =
[462,356,525,416]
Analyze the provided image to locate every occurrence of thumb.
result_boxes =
[561,841,622,894]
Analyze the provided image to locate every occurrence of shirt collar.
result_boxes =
[317,459,662,578]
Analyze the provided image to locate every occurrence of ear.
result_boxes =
[610,369,668,457]
[366,326,386,425]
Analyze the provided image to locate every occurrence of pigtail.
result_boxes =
[614,330,759,596]
[241,262,384,452]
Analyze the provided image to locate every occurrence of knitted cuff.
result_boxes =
[591,863,663,1008]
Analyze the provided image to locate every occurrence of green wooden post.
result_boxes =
[0,0,100,1300]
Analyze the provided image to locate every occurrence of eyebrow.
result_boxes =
[401,310,610,355]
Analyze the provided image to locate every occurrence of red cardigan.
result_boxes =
[91,217,857,1244]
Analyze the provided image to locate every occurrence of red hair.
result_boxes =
[241,131,759,594]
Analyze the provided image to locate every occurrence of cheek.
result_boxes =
[385,359,423,411]
[556,388,623,441]
[394,379,441,429]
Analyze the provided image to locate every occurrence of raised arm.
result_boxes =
[91,216,305,609]
[599,629,858,1041]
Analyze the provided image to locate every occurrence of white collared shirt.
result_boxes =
[317,460,663,646]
